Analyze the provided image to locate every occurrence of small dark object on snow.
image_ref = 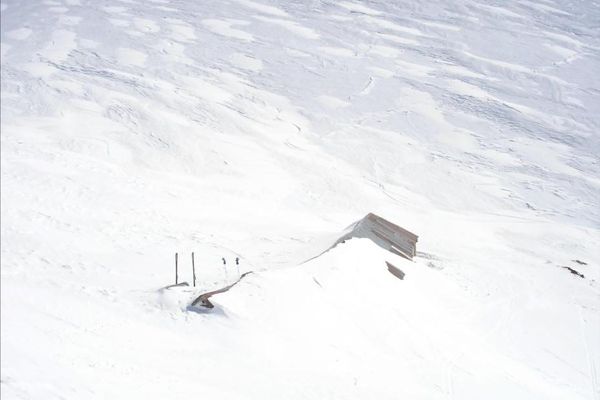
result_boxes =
[386,262,405,280]
[235,257,240,265]
[572,259,588,265]
[561,266,585,279]
[222,257,226,265]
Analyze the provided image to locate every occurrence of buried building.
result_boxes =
[191,213,418,309]
[337,213,418,260]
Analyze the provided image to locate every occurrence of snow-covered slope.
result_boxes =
[1,0,599,398]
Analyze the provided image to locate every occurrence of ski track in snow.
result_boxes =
[1,0,600,399]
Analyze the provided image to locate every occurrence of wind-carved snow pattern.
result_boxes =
[1,0,599,399]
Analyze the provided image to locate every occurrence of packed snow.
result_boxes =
[1,0,599,399]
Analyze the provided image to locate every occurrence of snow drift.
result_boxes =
[1,0,599,399]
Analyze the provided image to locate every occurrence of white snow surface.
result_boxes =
[1,0,600,399]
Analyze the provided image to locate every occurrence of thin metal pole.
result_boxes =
[175,252,178,285]
[192,252,196,287]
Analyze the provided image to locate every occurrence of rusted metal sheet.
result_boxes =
[191,272,253,309]
[340,213,418,260]
[386,261,405,280]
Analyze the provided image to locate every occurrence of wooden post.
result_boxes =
[175,252,178,285]
[192,252,196,287]
[222,257,228,281]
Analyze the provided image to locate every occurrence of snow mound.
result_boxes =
[209,238,587,399]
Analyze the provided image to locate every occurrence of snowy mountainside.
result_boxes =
[1,0,600,399]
